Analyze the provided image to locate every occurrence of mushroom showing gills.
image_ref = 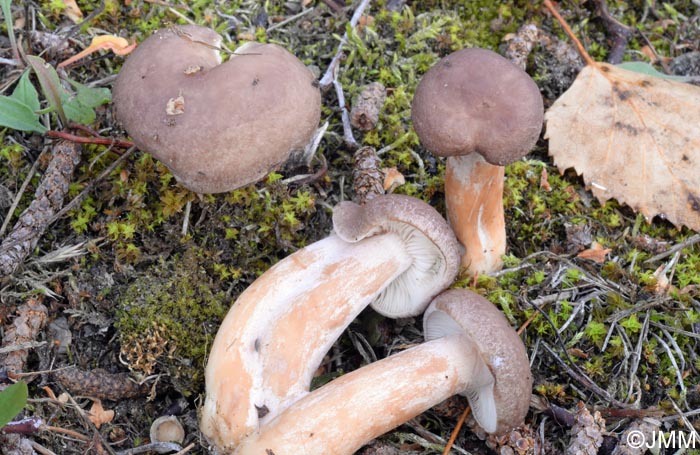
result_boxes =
[200,194,460,452]
[234,289,532,455]
[412,48,544,275]
[112,25,321,193]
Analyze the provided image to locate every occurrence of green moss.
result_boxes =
[115,248,230,396]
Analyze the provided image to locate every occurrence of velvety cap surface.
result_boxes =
[412,48,543,165]
[113,26,321,193]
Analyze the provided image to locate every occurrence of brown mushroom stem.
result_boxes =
[201,233,414,450]
[445,154,506,275]
[233,335,492,455]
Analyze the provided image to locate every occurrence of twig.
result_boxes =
[0,341,47,355]
[0,57,21,66]
[0,141,81,278]
[62,392,118,455]
[297,121,330,168]
[625,311,649,403]
[319,0,372,89]
[48,146,135,225]
[115,442,183,455]
[334,76,358,149]
[404,420,472,455]
[0,149,45,238]
[318,0,372,150]
[0,420,91,444]
[181,201,191,236]
[65,1,105,41]
[661,407,700,422]
[46,130,133,150]
[441,407,470,455]
[173,443,196,455]
[0,297,48,455]
[267,8,313,33]
[543,0,596,66]
[321,0,345,13]
[43,425,90,442]
[667,395,696,433]
[650,321,700,340]
[593,0,633,64]
[29,441,57,455]
[282,153,328,186]
[541,342,627,407]
[643,234,700,263]
[0,418,44,435]
[650,332,685,394]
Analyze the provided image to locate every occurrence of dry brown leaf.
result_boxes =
[651,263,671,294]
[61,0,84,23]
[540,167,552,192]
[545,62,700,231]
[87,399,114,429]
[57,35,135,69]
[576,241,611,263]
[382,167,405,193]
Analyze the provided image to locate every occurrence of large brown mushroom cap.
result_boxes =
[411,48,543,165]
[113,25,321,193]
[424,289,532,434]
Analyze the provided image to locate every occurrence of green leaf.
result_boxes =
[26,55,67,125]
[58,79,111,124]
[1,0,17,62]
[62,95,96,124]
[67,78,111,108]
[617,61,691,82]
[0,96,48,133]
[11,70,41,113]
[0,381,28,428]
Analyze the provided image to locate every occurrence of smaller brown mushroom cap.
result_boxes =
[411,48,543,165]
[332,194,461,317]
[113,25,321,193]
[423,288,532,434]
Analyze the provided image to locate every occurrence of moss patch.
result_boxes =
[114,248,229,396]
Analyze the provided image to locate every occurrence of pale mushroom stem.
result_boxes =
[201,233,414,450]
[233,334,493,455]
[445,154,506,275]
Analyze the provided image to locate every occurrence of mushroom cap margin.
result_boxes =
[423,288,532,435]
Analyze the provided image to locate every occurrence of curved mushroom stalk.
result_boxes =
[445,154,505,275]
[234,289,532,455]
[233,335,491,455]
[200,234,411,450]
[201,195,460,452]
